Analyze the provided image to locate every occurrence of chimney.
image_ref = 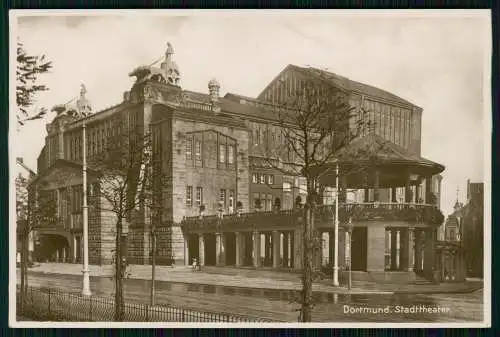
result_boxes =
[208,78,221,112]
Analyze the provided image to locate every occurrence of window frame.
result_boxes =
[195,187,203,207]
[186,135,193,161]
[186,186,193,206]
[219,143,226,164]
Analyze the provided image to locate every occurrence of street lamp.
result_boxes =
[333,162,340,286]
[345,217,353,291]
[81,116,91,296]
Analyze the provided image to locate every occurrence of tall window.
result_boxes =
[186,186,193,206]
[267,175,274,185]
[266,194,273,211]
[228,145,234,164]
[252,173,258,184]
[259,174,265,184]
[195,140,202,161]
[283,182,292,193]
[219,144,226,163]
[195,187,203,206]
[186,136,193,160]
[220,189,226,208]
[229,190,235,210]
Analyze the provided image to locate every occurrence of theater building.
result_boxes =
[30,42,445,281]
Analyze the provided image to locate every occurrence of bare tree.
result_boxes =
[91,117,168,320]
[16,176,58,307]
[16,41,53,126]
[259,68,374,322]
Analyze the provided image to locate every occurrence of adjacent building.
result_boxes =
[29,42,445,281]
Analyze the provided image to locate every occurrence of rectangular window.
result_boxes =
[186,186,193,206]
[195,140,202,161]
[252,173,258,184]
[219,144,226,163]
[260,174,265,184]
[186,135,193,160]
[228,145,234,164]
[195,187,203,206]
[267,175,274,185]
[266,194,273,211]
[283,182,292,193]
[229,190,235,209]
[220,189,226,208]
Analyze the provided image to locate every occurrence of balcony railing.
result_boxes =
[181,202,444,232]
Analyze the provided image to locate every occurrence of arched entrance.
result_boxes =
[34,234,70,263]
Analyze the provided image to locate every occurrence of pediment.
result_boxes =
[33,160,99,189]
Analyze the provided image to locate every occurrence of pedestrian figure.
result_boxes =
[192,258,198,271]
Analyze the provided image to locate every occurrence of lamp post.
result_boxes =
[345,217,353,291]
[81,118,91,296]
[333,162,339,286]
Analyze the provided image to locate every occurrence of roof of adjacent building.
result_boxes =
[259,64,418,109]
[331,133,444,173]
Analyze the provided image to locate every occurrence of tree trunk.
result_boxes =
[301,200,314,322]
[114,218,124,321]
[19,235,26,308]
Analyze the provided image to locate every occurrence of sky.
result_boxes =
[11,10,491,217]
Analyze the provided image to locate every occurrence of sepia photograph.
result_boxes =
[9,9,491,328]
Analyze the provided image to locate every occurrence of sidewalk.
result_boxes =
[24,263,483,295]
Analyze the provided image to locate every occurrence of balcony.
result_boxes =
[181,202,444,232]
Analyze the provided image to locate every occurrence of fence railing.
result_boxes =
[17,286,274,322]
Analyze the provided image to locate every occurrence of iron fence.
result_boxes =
[16,285,274,322]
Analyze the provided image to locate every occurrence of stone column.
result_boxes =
[340,176,347,203]
[282,232,289,267]
[61,247,66,263]
[423,229,435,275]
[416,181,422,203]
[414,230,422,272]
[253,231,261,268]
[367,226,386,272]
[391,187,397,203]
[184,235,190,266]
[440,251,446,281]
[198,234,205,266]
[374,170,380,202]
[235,232,242,267]
[390,229,398,270]
[338,227,346,270]
[293,229,303,269]
[405,174,412,203]
[216,233,226,266]
[425,176,432,204]
[265,233,272,266]
[322,232,329,266]
[272,231,280,268]
[400,228,414,271]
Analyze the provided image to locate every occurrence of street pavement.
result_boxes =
[26,263,483,295]
[17,269,484,322]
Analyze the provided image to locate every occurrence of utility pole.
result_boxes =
[333,162,339,287]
